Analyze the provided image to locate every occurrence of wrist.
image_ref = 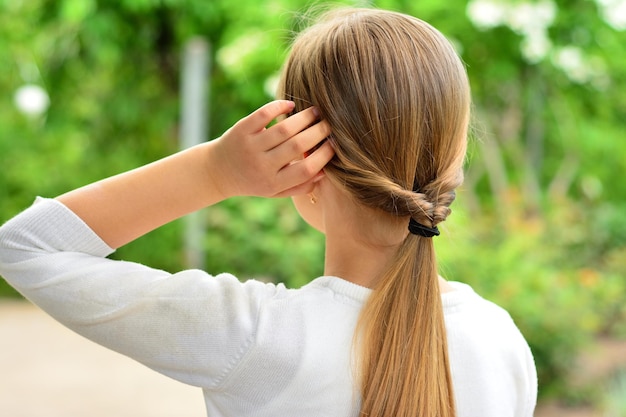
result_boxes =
[200,139,235,204]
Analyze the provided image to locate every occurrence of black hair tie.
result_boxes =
[408,218,440,238]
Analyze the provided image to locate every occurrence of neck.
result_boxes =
[314,178,454,292]
[323,230,457,293]
[323,232,399,289]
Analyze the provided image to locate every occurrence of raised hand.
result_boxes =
[207,101,333,200]
[57,101,333,248]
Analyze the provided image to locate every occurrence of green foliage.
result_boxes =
[1,0,625,404]
[602,369,626,417]
[438,190,626,399]
[200,198,325,286]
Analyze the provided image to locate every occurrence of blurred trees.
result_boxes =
[1,0,625,404]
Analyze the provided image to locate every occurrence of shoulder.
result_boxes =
[443,281,532,363]
[443,282,538,416]
[443,282,522,339]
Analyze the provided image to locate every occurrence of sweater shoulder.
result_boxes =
[443,282,537,416]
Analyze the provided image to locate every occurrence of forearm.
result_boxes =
[57,141,221,249]
[55,101,332,249]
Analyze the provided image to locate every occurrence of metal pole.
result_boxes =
[180,37,210,269]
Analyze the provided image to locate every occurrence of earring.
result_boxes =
[308,193,318,204]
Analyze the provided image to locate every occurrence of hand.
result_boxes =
[208,100,334,199]
[56,101,332,248]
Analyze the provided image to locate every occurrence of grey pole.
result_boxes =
[180,37,210,269]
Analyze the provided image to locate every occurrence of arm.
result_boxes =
[58,101,332,248]
[0,101,332,388]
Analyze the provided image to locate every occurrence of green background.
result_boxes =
[1,0,625,410]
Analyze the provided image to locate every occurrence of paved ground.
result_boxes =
[2,300,622,417]
[0,301,205,417]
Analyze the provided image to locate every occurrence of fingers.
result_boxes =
[269,119,332,165]
[272,174,322,199]
[218,101,333,198]
[238,100,296,133]
[273,140,335,197]
[234,101,322,153]
[262,106,322,151]
[265,107,332,195]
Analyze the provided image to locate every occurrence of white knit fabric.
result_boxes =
[0,198,537,416]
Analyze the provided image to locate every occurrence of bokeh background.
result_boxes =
[1,0,625,415]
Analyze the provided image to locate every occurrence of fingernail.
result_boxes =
[312,107,320,118]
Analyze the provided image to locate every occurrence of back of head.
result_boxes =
[280,8,469,220]
[279,7,470,417]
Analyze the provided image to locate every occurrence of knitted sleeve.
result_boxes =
[0,198,278,388]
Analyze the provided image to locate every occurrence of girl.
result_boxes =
[0,7,537,417]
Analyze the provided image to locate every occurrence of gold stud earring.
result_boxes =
[308,193,318,204]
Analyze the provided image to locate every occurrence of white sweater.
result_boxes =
[0,198,537,416]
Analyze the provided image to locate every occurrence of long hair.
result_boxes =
[278,8,470,417]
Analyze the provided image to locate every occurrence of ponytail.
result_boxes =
[278,8,471,417]
[356,236,455,417]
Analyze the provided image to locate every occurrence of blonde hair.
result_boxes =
[278,8,470,417]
